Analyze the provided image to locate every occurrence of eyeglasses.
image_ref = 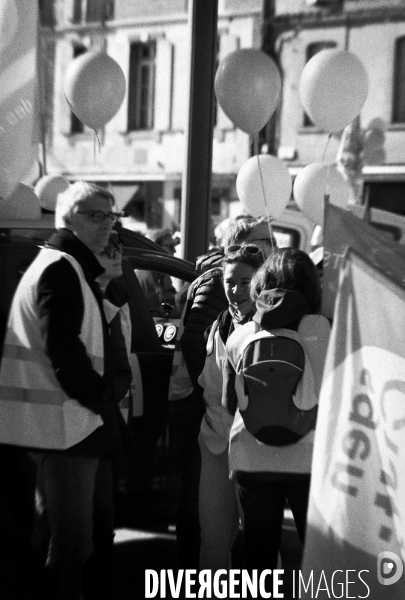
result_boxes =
[77,211,122,224]
[227,244,261,255]
[104,235,123,259]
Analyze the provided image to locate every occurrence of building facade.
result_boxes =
[271,0,405,169]
[38,0,405,232]
[39,0,263,234]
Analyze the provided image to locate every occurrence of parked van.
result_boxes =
[270,164,405,254]
[272,202,314,252]
[363,165,405,218]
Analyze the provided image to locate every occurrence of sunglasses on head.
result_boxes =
[104,235,123,259]
[249,237,277,246]
[227,244,261,255]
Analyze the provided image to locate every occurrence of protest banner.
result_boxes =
[301,247,405,598]
[0,0,38,199]
[321,202,405,319]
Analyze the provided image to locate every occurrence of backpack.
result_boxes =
[236,327,318,446]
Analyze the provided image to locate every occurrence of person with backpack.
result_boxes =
[222,248,330,583]
[197,245,265,571]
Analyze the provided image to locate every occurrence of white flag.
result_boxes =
[0,0,38,199]
[301,248,405,598]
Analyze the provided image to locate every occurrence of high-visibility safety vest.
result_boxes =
[0,249,104,450]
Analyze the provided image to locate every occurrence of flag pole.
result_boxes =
[37,9,47,176]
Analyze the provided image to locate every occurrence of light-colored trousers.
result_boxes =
[198,435,242,570]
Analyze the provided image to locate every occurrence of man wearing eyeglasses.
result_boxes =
[0,181,131,600]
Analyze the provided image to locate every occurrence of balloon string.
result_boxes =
[322,133,332,163]
[324,163,331,203]
[322,134,333,207]
[256,154,275,252]
[93,130,101,163]
[250,133,259,156]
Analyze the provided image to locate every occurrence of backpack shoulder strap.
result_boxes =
[206,318,220,357]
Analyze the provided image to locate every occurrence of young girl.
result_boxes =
[197,245,264,570]
[222,248,330,584]
[97,234,133,421]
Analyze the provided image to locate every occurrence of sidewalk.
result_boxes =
[112,490,303,600]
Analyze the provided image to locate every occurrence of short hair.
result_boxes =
[55,181,114,229]
[214,215,255,248]
[222,246,264,273]
[145,227,174,247]
[226,217,277,249]
[226,219,259,247]
[250,247,321,314]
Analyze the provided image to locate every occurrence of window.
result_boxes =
[393,37,405,124]
[71,0,114,24]
[128,42,156,131]
[303,41,337,126]
[86,0,114,22]
[39,0,55,27]
[72,0,82,23]
[70,46,86,134]
[272,226,301,249]
[364,181,405,217]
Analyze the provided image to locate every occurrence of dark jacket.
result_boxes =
[180,250,228,396]
[40,229,131,457]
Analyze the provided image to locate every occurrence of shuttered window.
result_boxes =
[128,42,156,131]
[393,37,405,124]
[303,41,337,127]
[70,46,87,134]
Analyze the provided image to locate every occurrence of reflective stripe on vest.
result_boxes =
[2,343,104,373]
[0,248,104,449]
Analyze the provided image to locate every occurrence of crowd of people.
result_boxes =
[0,180,330,599]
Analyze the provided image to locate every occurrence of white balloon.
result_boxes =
[35,175,70,211]
[215,49,281,134]
[236,155,292,219]
[293,163,350,226]
[0,183,41,220]
[299,50,369,133]
[64,52,126,130]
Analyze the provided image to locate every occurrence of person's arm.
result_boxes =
[197,323,222,408]
[37,259,107,412]
[174,281,191,317]
[181,272,228,390]
[159,274,176,304]
[109,312,132,403]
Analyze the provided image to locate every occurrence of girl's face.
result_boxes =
[97,251,123,283]
[223,262,255,317]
